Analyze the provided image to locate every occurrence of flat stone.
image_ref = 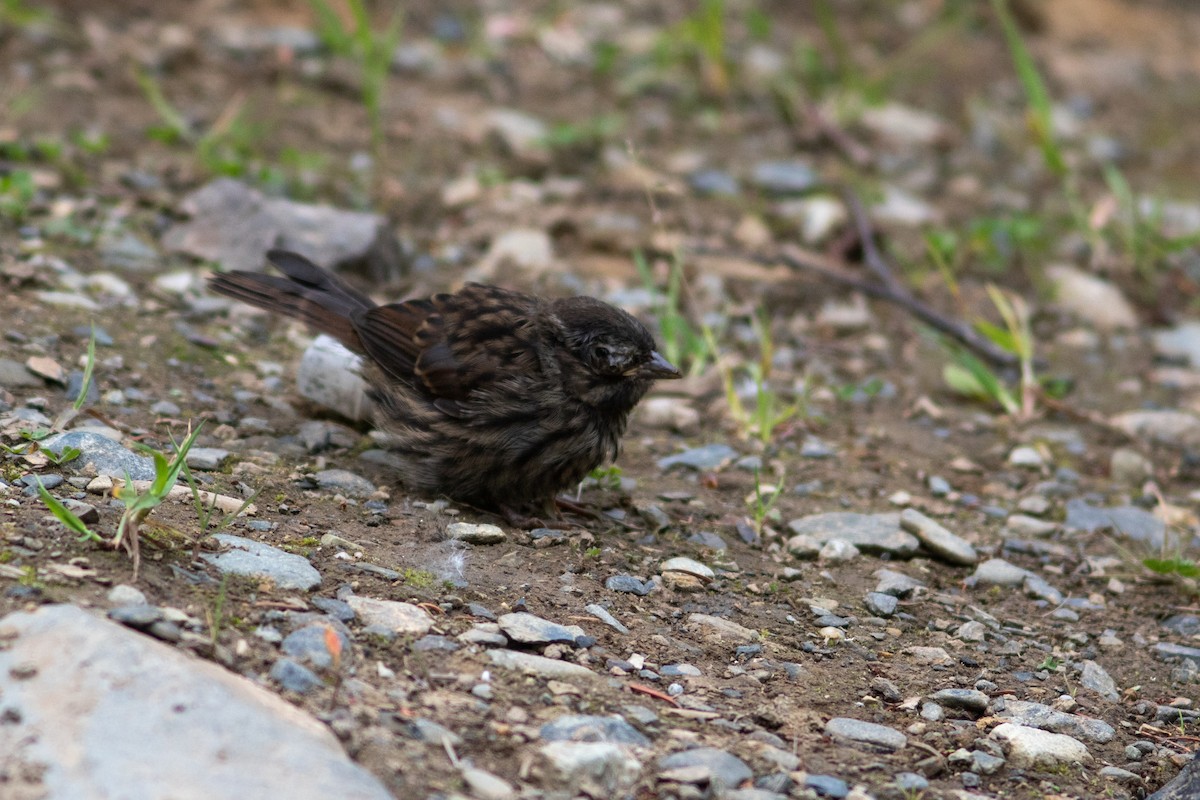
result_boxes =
[658,747,752,790]
[786,512,919,557]
[40,431,156,481]
[1064,499,1166,547]
[824,718,907,752]
[996,699,1115,743]
[498,612,587,646]
[539,741,642,797]
[311,469,375,498]
[687,614,758,645]
[1079,660,1120,702]
[899,508,978,565]
[0,605,390,799]
[990,722,1091,770]
[201,534,321,591]
[657,444,738,472]
[447,522,507,544]
[164,178,400,277]
[344,596,433,636]
[487,649,599,683]
[186,447,231,471]
[970,558,1030,587]
[660,557,714,581]
[1110,409,1200,448]
[1047,264,1137,330]
[540,714,650,746]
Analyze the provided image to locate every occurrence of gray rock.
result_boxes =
[874,569,926,598]
[687,614,758,645]
[404,718,462,747]
[929,689,989,715]
[585,604,629,634]
[689,169,739,196]
[486,649,599,682]
[344,596,433,636]
[1155,322,1200,369]
[1047,264,1137,331]
[864,592,898,617]
[750,160,819,195]
[1078,660,1120,702]
[539,742,642,797]
[658,747,752,790]
[106,584,147,606]
[498,612,587,646]
[899,508,978,565]
[270,658,324,693]
[311,469,375,498]
[1155,642,1200,665]
[164,178,400,277]
[0,357,42,388]
[40,431,156,481]
[186,447,231,471]
[483,108,548,160]
[787,512,919,557]
[447,522,507,544]
[99,230,159,272]
[1110,448,1153,485]
[970,558,1030,587]
[996,699,1115,743]
[824,717,907,752]
[989,722,1091,770]
[540,714,650,746]
[1110,409,1200,448]
[297,336,372,421]
[150,399,182,416]
[1064,498,1166,546]
[280,624,351,670]
[605,575,654,595]
[657,444,738,471]
[461,767,514,800]
[0,605,390,799]
[201,533,321,591]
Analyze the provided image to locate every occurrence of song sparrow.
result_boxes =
[209,250,681,517]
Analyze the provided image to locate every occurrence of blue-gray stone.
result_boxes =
[750,160,819,194]
[606,575,653,595]
[658,747,752,789]
[1064,498,1166,546]
[280,624,351,670]
[540,714,650,746]
[270,657,324,693]
[689,169,740,197]
[40,431,156,481]
[201,534,321,591]
[658,444,738,472]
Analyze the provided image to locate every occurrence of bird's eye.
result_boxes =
[593,346,610,361]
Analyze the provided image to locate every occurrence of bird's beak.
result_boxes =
[637,350,682,380]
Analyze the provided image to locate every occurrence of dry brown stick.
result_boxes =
[693,242,1022,369]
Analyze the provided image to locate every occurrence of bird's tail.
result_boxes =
[208,250,375,352]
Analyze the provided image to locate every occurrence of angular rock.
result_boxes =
[0,605,390,799]
[201,534,321,591]
[899,508,978,565]
[787,512,919,558]
[990,722,1091,770]
[165,178,400,277]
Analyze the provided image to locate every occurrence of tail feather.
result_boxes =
[208,250,375,352]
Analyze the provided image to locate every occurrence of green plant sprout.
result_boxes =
[36,423,205,579]
[942,285,1040,420]
[306,0,404,155]
[747,467,785,535]
[634,251,717,377]
[181,458,259,557]
[991,0,1065,178]
[708,314,800,444]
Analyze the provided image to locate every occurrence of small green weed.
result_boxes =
[710,315,801,444]
[306,0,404,154]
[747,467,785,536]
[942,285,1042,419]
[586,465,623,491]
[634,251,717,377]
[0,168,36,220]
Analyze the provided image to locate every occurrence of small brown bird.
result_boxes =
[209,250,681,518]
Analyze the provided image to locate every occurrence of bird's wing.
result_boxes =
[352,283,544,402]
